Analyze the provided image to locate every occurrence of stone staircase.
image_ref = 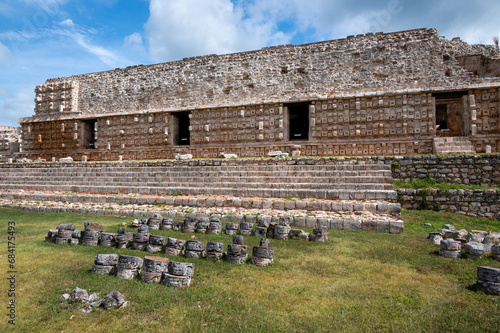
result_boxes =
[0,157,403,233]
[433,137,475,154]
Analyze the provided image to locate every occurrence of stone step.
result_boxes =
[0,191,401,218]
[0,174,392,184]
[0,200,404,233]
[0,183,398,201]
[0,178,393,190]
[0,168,392,177]
[0,162,391,171]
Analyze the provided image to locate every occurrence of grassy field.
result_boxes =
[0,207,499,332]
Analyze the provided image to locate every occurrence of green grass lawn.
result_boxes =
[0,207,499,332]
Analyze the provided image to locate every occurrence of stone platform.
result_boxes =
[0,157,403,233]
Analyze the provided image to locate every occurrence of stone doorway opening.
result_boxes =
[433,91,468,136]
[173,112,191,145]
[82,119,97,149]
[287,102,310,140]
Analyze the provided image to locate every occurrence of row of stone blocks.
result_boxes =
[0,183,398,201]
[46,222,277,267]
[93,254,194,287]
[133,214,330,242]
[429,224,500,260]
[1,192,401,215]
[438,239,500,260]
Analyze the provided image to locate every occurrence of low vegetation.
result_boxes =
[0,207,499,332]
[394,176,500,191]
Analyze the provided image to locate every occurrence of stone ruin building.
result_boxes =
[15,28,500,161]
[0,125,20,162]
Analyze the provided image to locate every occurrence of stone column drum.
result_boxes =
[227,237,248,264]
[142,256,169,284]
[225,222,239,235]
[309,228,329,242]
[116,229,133,249]
[45,229,58,243]
[439,239,462,258]
[146,235,167,253]
[239,222,254,236]
[196,217,209,233]
[464,242,486,259]
[428,232,444,245]
[93,254,118,275]
[54,223,75,244]
[160,218,174,230]
[182,218,197,233]
[147,213,162,231]
[184,240,205,259]
[117,255,143,280]
[100,233,117,247]
[207,218,222,235]
[492,245,500,261]
[81,231,101,246]
[289,229,310,240]
[164,261,194,287]
[165,237,186,256]
[476,266,500,295]
[206,242,224,261]
[252,238,275,267]
[70,230,81,245]
[82,222,104,246]
[132,232,150,251]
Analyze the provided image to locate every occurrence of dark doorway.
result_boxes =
[432,91,468,136]
[435,104,448,130]
[288,102,309,140]
[82,120,96,149]
[173,112,190,145]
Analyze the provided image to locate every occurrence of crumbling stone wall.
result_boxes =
[17,28,500,161]
[0,126,20,160]
[398,188,500,220]
[389,154,500,186]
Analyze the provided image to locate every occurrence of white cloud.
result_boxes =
[60,18,74,27]
[73,34,127,68]
[144,0,291,62]
[124,32,146,54]
[0,42,10,65]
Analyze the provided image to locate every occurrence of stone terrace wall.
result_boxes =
[23,28,499,122]
[398,188,500,220]
[389,154,500,186]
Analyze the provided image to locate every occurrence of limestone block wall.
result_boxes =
[21,28,499,124]
[34,80,79,116]
[389,154,500,186]
[21,121,81,152]
[470,88,500,152]
[19,87,500,161]
[397,188,500,220]
[0,126,20,160]
[16,28,500,161]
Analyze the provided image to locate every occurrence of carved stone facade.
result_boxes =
[18,28,500,161]
[0,126,20,161]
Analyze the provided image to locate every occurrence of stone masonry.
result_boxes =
[15,28,500,161]
[0,126,20,162]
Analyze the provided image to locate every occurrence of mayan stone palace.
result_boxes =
[14,28,500,161]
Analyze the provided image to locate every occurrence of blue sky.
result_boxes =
[0,0,499,127]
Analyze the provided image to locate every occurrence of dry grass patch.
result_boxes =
[0,208,499,332]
